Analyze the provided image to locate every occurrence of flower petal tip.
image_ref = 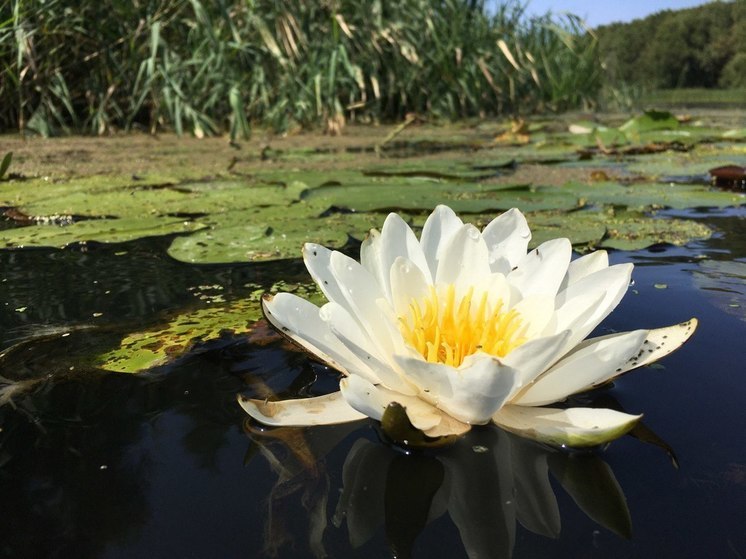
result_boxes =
[492,406,642,448]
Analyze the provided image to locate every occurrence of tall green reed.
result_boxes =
[0,0,603,136]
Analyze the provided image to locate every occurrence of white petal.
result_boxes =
[554,263,633,350]
[321,302,417,394]
[328,250,400,355]
[552,290,605,337]
[500,330,572,395]
[420,204,464,281]
[238,391,366,426]
[340,374,448,432]
[303,243,348,306]
[389,256,431,319]
[262,293,375,378]
[514,329,648,406]
[493,405,642,447]
[393,354,522,424]
[482,208,532,274]
[604,318,698,377]
[560,250,609,291]
[510,294,557,339]
[360,228,383,289]
[472,272,515,309]
[508,238,572,298]
[377,212,431,297]
[435,223,491,292]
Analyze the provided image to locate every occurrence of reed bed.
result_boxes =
[1,0,602,137]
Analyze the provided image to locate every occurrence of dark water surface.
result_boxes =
[1,209,745,559]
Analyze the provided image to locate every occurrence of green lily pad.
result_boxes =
[10,179,304,219]
[0,217,205,248]
[560,181,744,211]
[599,213,712,250]
[568,122,628,147]
[95,298,262,372]
[528,210,711,251]
[528,211,608,248]
[166,206,383,264]
[626,147,746,179]
[619,110,679,136]
[302,179,580,214]
[723,128,746,140]
[96,280,323,373]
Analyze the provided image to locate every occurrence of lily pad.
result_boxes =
[599,213,712,251]
[619,110,679,136]
[302,179,580,214]
[528,211,608,248]
[95,298,263,373]
[0,217,205,248]
[96,279,323,373]
[9,179,304,219]
[166,206,381,264]
[560,181,744,211]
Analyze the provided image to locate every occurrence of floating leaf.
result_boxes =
[95,299,261,373]
[600,213,712,251]
[0,217,205,248]
[619,110,679,136]
[303,179,580,214]
[166,207,381,264]
[560,181,743,211]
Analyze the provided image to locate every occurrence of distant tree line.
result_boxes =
[596,0,746,89]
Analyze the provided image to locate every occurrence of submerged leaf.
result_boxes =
[95,298,263,373]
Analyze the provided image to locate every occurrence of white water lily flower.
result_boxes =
[239,206,697,447]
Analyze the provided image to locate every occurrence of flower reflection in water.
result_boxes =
[245,422,633,558]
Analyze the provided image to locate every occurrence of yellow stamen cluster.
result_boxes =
[399,284,527,368]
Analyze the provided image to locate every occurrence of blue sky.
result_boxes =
[521,0,713,27]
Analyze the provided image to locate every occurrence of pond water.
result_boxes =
[1,203,744,559]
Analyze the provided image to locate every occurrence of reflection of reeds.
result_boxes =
[1,0,602,137]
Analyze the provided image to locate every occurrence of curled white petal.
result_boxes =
[340,374,469,436]
[492,405,642,447]
[238,391,366,426]
[613,318,698,375]
[392,354,522,424]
